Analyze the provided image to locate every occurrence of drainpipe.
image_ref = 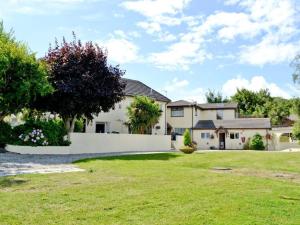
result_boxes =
[165,103,167,135]
[191,105,194,142]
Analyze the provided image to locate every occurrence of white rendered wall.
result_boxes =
[7,133,172,154]
[86,97,167,135]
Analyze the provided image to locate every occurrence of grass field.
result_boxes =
[1,151,300,225]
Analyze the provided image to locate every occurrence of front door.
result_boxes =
[219,133,226,150]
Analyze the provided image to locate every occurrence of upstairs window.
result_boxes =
[171,107,184,117]
[216,109,224,120]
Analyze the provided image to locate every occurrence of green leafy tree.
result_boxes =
[249,134,265,150]
[231,89,272,116]
[183,129,192,146]
[127,96,162,134]
[0,22,52,121]
[205,90,228,103]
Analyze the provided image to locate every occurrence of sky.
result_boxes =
[1,0,300,103]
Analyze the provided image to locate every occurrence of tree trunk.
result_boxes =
[63,115,77,141]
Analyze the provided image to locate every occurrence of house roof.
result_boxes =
[167,100,196,107]
[194,118,271,130]
[167,100,238,109]
[198,103,238,110]
[122,78,171,102]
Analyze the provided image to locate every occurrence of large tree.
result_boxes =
[231,89,272,116]
[32,34,125,138]
[0,22,52,121]
[127,96,162,134]
[205,90,228,103]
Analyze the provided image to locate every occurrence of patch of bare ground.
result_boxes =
[211,167,300,183]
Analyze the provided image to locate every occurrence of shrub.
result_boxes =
[243,138,250,150]
[179,146,195,154]
[74,118,84,133]
[183,129,192,147]
[11,119,70,146]
[18,128,48,146]
[180,129,196,154]
[249,134,265,150]
[0,121,12,148]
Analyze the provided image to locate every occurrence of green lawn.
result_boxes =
[1,151,300,225]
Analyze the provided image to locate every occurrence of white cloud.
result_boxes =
[100,38,140,64]
[182,88,206,103]
[240,36,300,66]
[163,78,206,103]
[0,0,102,15]
[137,21,161,34]
[149,41,210,70]
[222,76,291,99]
[163,78,189,92]
[149,0,300,69]
[122,0,191,18]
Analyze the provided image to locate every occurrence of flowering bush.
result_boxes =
[18,128,49,146]
[11,119,70,146]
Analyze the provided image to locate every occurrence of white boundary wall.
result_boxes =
[7,133,172,155]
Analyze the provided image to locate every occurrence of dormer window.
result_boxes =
[216,109,223,120]
[171,107,184,117]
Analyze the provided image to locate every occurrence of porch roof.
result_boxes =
[194,118,271,130]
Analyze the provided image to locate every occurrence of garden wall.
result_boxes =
[7,133,172,154]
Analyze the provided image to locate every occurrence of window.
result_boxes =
[96,123,105,133]
[230,133,240,139]
[174,128,187,135]
[171,107,184,117]
[201,133,210,139]
[216,109,223,120]
[235,133,239,139]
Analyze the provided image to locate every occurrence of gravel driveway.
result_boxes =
[0,151,173,177]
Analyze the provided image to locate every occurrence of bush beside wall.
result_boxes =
[0,121,12,148]
[11,119,70,146]
[249,134,265,150]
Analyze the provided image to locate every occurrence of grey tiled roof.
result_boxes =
[194,118,271,129]
[167,100,238,109]
[198,103,238,110]
[122,78,171,102]
[167,100,195,107]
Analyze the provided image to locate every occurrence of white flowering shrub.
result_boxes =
[18,129,49,146]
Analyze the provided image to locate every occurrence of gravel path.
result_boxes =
[0,151,173,177]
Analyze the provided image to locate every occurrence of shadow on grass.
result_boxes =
[0,177,28,188]
[75,153,182,163]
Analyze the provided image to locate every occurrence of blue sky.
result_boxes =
[1,0,300,102]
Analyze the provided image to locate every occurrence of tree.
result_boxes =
[127,96,162,134]
[231,89,272,116]
[32,34,125,138]
[205,90,228,103]
[0,22,52,121]
[183,129,192,146]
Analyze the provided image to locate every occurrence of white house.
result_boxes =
[85,78,171,135]
[167,100,272,150]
